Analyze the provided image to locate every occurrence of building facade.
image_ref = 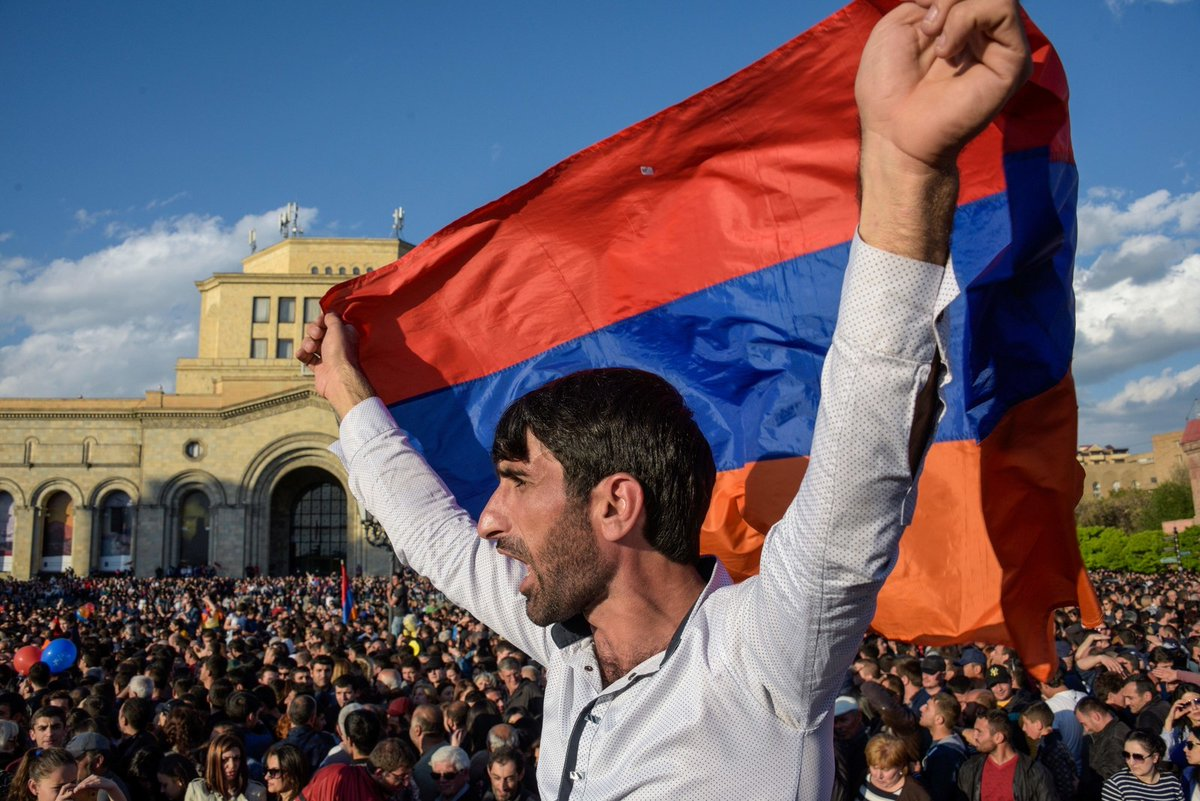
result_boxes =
[1077,432,1187,500]
[0,236,411,579]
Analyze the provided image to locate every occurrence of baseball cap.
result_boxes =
[985,665,1012,687]
[920,656,945,674]
[833,696,859,717]
[955,647,986,667]
[66,733,111,758]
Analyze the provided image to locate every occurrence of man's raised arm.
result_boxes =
[721,0,1031,729]
[299,315,557,663]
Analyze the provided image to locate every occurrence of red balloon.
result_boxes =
[13,645,42,677]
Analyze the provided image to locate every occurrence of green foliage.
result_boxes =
[1077,524,1200,573]
[1137,473,1196,531]
[1076,489,1151,532]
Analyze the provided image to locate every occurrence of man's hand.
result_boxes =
[856,0,1032,263]
[298,312,378,420]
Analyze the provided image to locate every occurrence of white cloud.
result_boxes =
[1074,253,1200,383]
[0,232,12,243]
[1078,233,1193,290]
[1077,188,1200,253]
[0,205,317,398]
[1096,364,1200,415]
[1106,0,1193,14]
[73,208,115,230]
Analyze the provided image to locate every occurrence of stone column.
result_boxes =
[70,505,94,577]
[11,505,36,581]
[135,505,166,578]
[211,504,248,577]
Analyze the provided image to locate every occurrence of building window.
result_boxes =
[338,267,346,275]
[352,267,360,275]
[252,297,270,323]
[304,298,322,323]
[1112,481,1121,492]
[184,440,204,460]
[278,297,296,323]
[179,491,210,569]
[276,339,294,359]
[0,491,13,571]
[1151,477,1158,485]
[250,339,267,359]
[325,267,332,275]
[1092,481,1101,498]
[99,491,133,572]
[42,491,74,572]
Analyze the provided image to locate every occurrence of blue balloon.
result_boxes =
[40,638,77,675]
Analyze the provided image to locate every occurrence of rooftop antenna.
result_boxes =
[248,228,257,254]
[279,202,303,239]
[392,207,405,240]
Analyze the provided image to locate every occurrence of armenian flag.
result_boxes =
[323,0,1101,679]
[341,561,356,625]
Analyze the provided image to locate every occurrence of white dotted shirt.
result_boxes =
[332,234,954,800]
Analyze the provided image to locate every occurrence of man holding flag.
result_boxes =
[301,1,1034,798]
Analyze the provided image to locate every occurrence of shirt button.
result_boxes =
[587,713,600,724]
[570,770,586,781]
[584,665,593,672]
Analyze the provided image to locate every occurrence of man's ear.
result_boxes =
[590,473,645,544]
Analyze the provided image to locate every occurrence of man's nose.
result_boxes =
[477,488,507,541]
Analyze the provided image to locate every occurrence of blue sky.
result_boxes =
[2,0,1198,453]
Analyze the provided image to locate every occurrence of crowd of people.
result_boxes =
[833,570,1200,801]
[0,570,543,801]
[0,567,1195,800]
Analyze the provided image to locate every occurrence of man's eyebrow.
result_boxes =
[495,464,529,481]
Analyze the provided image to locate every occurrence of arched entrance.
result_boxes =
[178,490,211,572]
[0,492,13,573]
[269,467,346,576]
[40,491,74,573]
[98,491,134,573]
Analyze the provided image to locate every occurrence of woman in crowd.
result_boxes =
[1165,685,1200,768]
[1101,729,1186,800]
[9,747,128,801]
[856,732,930,801]
[262,743,308,801]
[159,752,201,801]
[1182,726,1200,801]
[184,733,265,801]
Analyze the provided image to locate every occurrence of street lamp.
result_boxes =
[360,508,389,549]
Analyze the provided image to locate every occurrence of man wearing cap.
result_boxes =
[832,696,868,801]
[955,647,987,689]
[67,732,132,801]
[985,665,1035,716]
[912,654,949,715]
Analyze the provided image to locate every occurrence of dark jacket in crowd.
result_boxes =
[920,733,968,801]
[956,752,1058,801]
[285,724,338,769]
[1080,717,1131,800]
[505,679,544,721]
[1034,731,1077,801]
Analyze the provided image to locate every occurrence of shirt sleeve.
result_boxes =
[720,233,954,730]
[333,399,556,663]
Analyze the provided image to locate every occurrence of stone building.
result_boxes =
[0,235,411,579]
[1077,432,1187,500]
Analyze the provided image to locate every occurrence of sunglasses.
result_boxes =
[1122,751,1152,762]
[431,770,462,781]
[264,769,283,778]
[1184,741,1200,751]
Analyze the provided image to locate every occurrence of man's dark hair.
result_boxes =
[28,662,51,687]
[225,691,262,725]
[1075,696,1112,719]
[287,694,317,726]
[343,709,383,755]
[31,705,66,725]
[982,708,1014,742]
[119,696,153,733]
[1093,671,1126,701]
[1122,674,1156,697]
[203,655,228,681]
[488,745,525,773]
[369,738,418,772]
[492,368,716,565]
[1020,700,1054,728]
[333,674,356,691]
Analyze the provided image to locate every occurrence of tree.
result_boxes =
[1076,489,1151,532]
[1137,467,1196,531]
[1124,530,1167,573]
[1077,526,1131,571]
